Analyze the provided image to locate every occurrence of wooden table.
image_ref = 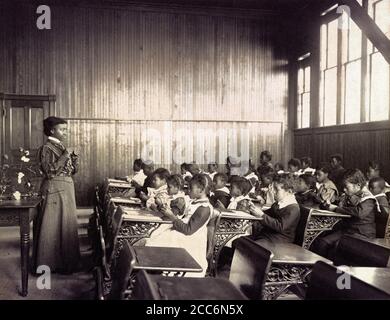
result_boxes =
[208,209,262,276]
[0,198,42,296]
[338,266,390,297]
[258,242,332,300]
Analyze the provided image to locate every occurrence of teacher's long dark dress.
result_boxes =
[34,138,81,273]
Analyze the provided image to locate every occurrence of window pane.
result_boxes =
[302,93,310,128]
[298,68,304,94]
[345,60,362,124]
[304,66,311,91]
[349,19,362,61]
[370,52,390,121]
[297,95,303,128]
[320,24,327,70]
[328,19,339,68]
[323,67,338,126]
[374,0,390,39]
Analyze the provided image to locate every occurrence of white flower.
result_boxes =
[21,156,30,163]
[25,150,30,156]
[17,172,25,184]
[13,191,21,200]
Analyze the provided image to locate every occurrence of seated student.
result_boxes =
[299,157,316,176]
[313,169,377,259]
[127,158,147,188]
[316,164,339,204]
[369,177,390,215]
[139,160,155,195]
[250,167,276,207]
[166,174,191,217]
[367,161,390,195]
[329,153,346,194]
[146,174,214,277]
[207,162,218,180]
[288,158,301,176]
[257,150,273,174]
[187,162,202,176]
[141,168,170,210]
[226,156,244,177]
[251,174,301,244]
[226,176,253,213]
[181,162,192,182]
[274,162,285,175]
[209,173,231,208]
[295,173,319,208]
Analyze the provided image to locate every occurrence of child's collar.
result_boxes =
[215,187,230,194]
[374,193,387,198]
[277,193,298,209]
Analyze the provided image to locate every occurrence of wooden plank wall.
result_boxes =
[294,121,390,183]
[0,2,290,205]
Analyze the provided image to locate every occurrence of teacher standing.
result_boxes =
[34,117,80,274]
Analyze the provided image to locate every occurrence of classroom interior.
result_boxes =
[0,0,390,300]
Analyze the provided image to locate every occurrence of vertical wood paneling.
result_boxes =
[294,124,390,184]
[1,2,290,205]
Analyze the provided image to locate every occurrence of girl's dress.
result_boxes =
[145,184,169,209]
[145,198,212,277]
[33,137,80,273]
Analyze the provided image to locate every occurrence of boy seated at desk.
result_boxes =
[249,166,276,207]
[145,174,214,277]
[369,177,390,215]
[139,168,170,210]
[313,169,378,259]
[250,174,301,245]
[295,173,320,208]
[165,174,191,217]
[209,173,231,209]
[127,158,147,188]
[217,176,253,213]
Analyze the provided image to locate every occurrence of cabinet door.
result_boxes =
[3,98,51,163]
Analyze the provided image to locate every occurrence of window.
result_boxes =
[367,0,390,121]
[297,56,311,129]
[320,19,339,126]
[311,2,390,128]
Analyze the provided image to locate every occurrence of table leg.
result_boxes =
[19,208,31,297]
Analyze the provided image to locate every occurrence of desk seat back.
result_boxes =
[376,205,390,239]
[294,205,311,247]
[306,261,390,300]
[230,237,273,300]
[108,240,137,300]
[334,235,390,267]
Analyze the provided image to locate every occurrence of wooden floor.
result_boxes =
[0,209,96,300]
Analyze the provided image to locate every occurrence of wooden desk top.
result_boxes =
[110,197,142,205]
[0,198,42,209]
[217,209,262,221]
[259,242,332,265]
[120,207,172,224]
[338,267,390,295]
[150,276,247,300]
[365,238,390,249]
[310,208,350,218]
[134,247,202,273]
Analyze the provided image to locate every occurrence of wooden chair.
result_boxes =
[306,261,390,300]
[333,235,390,267]
[229,237,273,300]
[131,270,247,300]
[376,204,390,239]
[108,240,203,300]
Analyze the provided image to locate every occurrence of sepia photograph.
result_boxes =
[0,0,389,307]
